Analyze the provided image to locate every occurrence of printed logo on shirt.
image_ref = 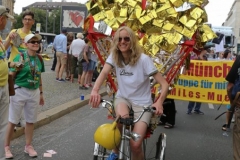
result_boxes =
[120,69,133,76]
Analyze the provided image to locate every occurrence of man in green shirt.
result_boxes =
[5,34,45,159]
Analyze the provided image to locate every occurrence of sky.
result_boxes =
[14,0,234,27]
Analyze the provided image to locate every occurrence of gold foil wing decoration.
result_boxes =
[198,24,217,42]
[85,0,216,85]
[175,2,192,12]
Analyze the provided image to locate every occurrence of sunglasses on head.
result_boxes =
[119,37,130,42]
[0,8,10,16]
[28,41,40,44]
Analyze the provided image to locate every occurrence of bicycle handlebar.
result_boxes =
[100,99,170,124]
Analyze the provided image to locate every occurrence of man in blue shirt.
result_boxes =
[53,28,67,82]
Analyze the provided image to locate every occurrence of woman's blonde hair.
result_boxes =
[110,26,143,68]
[67,32,74,41]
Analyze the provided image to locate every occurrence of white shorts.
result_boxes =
[9,85,39,124]
[114,97,152,126]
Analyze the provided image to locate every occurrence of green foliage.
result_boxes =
[13,8,60,34]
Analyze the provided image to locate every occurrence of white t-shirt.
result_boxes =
[106,53,158,106]
[69,38,85,57]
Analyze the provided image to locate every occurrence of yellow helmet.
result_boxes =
[94,121,121,150]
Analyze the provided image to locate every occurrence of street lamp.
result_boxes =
[45,0,48,33]
[53,14,56,33]
[45,10,48,33]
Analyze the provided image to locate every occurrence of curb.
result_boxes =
[13,89,108,139]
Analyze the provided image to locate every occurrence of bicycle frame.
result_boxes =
[94,99,167,160]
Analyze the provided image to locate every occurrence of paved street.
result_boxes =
[7,55,234,160]
[37,55,92,113]
[10,95,233,160]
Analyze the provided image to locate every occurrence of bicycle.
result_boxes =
[93,99,167,160]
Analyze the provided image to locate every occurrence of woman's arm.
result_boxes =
[90,63,113,108]
[152,72,169,115]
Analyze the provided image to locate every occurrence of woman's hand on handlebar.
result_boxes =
[89,90,101,108]
[152,102,163,116]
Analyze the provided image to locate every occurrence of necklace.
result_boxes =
[25,52,38,87]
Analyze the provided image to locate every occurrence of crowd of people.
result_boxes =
[52,29,98,90]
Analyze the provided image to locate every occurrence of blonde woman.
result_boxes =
[89,26,169,160]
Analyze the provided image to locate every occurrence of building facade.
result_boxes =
[223,0,240,54]
[0,0,15,39]
[22,2,80,12]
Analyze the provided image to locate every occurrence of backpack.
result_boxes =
[19,52,43,65]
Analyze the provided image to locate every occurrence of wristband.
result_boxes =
[40,91,43,94]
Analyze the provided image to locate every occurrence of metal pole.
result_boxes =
[45,0,48,33]
[53,15,55,34]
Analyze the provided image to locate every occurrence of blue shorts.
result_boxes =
[88,61,96,71]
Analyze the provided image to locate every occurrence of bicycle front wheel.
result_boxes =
[155,133,166,160]
[93,142,108,160]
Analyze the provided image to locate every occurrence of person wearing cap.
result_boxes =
[4,34,45,159]
[0,5,15,160]
[53,28,68,82]
[4,10,35,62]
[69,32,85,83]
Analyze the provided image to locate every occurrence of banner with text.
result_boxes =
[167,60,233,104]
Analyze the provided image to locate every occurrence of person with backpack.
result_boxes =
[225,55,240,160]
[4,34,45,159]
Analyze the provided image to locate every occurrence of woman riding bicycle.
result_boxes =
[89,26,169,160]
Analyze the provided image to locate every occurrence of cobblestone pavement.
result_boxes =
[37,56,101,114]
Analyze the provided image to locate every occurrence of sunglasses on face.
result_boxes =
[28,41,40,44]
[119,37,130,42]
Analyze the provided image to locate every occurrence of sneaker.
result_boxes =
[24,145,37,157]
[107,152,118,160]
[55,78,59,81]
[79,86,88,90]
[194,110,204,115]
[84,84,90,88]
[5,146,13,159]
[58,79,66,82]
[157,121,165,126]
[186,111,192,115]
[88,83,93,87]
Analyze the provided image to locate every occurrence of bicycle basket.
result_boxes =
[94,121,121,150]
